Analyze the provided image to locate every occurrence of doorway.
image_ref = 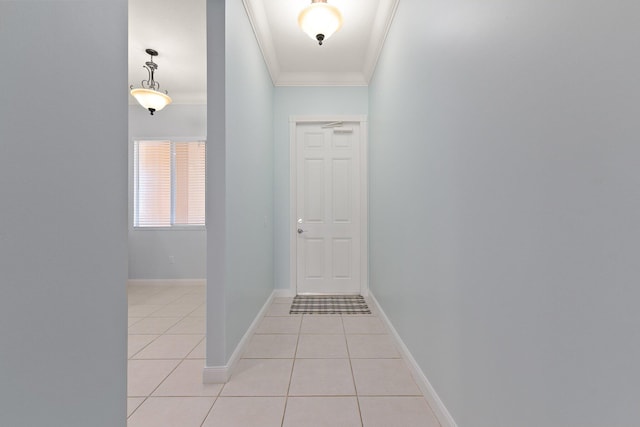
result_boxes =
[289,116,369,296]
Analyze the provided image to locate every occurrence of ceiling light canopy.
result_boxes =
[298,0,343,46]
[130,49,172,115]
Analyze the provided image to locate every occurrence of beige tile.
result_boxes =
[128,305,164,317]
[140,293,183,305]
[255,316,301,334]
[166,316,205,334]
[149,286,189,294]
[127,298,153,307]
[221,359,293,396]
[172,285,200,293]
[127,359,180,397]
[242,334,298,358]
[289,359,355,396]
[128,317,181,335]
[186,338,206,359]
[133,334,204,359]
[149,304,201,318]
[300,316,344,334]
[265,303,297,316]
[153,360,222,397]
[351,359,421,396]
[342,316,386,334]
[296,334,348,358]
[202,397,285,427]
[273,297,294,304]
[346,334,400,358]
[129,317,144,327]
[359,397,439,427]
[283,397,361,427]
[185,286,206,296]
[155,286,182,295]
[128,290,165,304]
[127,396,215,427]
[188,304,206,317]
[128,335,158,358]
[127,284,160,295]
[127,397,145,417]
[128,294,154,305]
[172,294,206,305]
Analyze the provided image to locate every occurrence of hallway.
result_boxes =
[127,283,440,426]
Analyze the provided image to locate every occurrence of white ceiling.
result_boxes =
[129,0,207,105]
[128,0,398,104]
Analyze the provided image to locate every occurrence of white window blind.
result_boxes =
[134,140,206,228]
[174,141,206,225]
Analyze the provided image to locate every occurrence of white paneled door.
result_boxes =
[296,122,362,294]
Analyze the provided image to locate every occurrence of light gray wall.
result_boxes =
[369,1,640,426]
[206,0,275,366]
[223,0,275,359]
[128,105,207,279]
[273,87,368,289]
[0,2,128,426]
[206,0,226,365]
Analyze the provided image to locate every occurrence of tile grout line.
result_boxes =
[127,396,148,420]
[129,287,433,425]
[198,394,219,427]
[281,308,304,427]
[127,285,208,420]
[342,313,365,427]
[128,334,164,360]
[128,289,187,418]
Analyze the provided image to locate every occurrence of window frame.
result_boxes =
[132,137,207,231]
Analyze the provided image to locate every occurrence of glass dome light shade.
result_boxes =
[298,2,343,43]
[130,88,172,112]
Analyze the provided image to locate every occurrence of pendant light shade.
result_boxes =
[130,49,172,115]
[298,0,343,46]
[130,88,172,113]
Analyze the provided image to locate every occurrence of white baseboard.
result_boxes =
[273,288,296,298]
[127,279,206,287]
[368,292,458,427]
[203,290,276,383]
[202,365,228,384]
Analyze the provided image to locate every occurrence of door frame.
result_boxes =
[289,115,369,296]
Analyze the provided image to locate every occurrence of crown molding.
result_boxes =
[362,0,400,84]
[242,0,280,84]
[276,71,368,87]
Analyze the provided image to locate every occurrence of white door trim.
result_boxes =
[289,115,369,296]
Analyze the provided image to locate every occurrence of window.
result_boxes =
[134,140,206,228]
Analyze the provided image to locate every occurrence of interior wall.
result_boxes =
[368,1,640,426]
[223,0,275,358]
[273,87,368,290]
[128,104,207,280]
[0,1,128,426]
[205,0,227,366]
[206,0,276,366]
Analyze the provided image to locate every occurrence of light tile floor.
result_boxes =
[127,284,440,426]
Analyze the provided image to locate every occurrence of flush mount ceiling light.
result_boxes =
[298,0,343,46]
[130,49,172,115]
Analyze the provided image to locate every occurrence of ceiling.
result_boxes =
[129,0,207,105]
[129,0,398,104]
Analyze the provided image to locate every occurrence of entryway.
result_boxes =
[289,116,368,296]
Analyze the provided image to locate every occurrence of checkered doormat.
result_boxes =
[290,295,371,315]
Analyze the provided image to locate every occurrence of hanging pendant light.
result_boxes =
[298,0,343,46]
[130,49,172,115]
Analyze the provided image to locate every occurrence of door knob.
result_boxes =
[297,228,305,234]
